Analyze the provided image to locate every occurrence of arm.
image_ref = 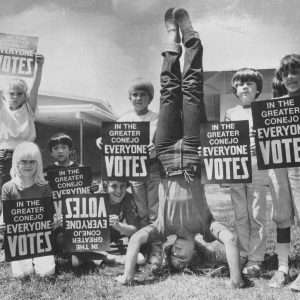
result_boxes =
[116,228,150,284]
[28,54,44,113]
[111,221,137,236]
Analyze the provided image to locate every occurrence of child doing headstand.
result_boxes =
[0,141,57,278]
[116,8,243,288]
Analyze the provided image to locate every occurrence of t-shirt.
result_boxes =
[142,176,214,243]
[224,105,255,154]
[0,101,36,150]
[118,110,158,143]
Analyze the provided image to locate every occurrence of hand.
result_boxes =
[35,54,45,66]
[96,137,103,150]
[148,142,156,159]
[197,146,203,157]
[90,184,99,193]
[52,213,63,229]
[115,274,133,285]
[109,214,119,226]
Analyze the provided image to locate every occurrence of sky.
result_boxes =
[0,0,299,115]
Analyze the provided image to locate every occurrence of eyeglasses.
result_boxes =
[18,160,37,166]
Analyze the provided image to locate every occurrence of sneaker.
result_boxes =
[242,263,261,278]
[269,270,289,288]
[173,8,196,44]
[289,274,300,292]
[164,8,180,44]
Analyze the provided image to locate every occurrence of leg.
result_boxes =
[230,184,249,260]
[246,161,268,269]
[287,166,300,224]
[147,164,160,223]
[155,11,182,154]
[173,9,206,167]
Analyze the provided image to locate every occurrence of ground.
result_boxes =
[1,185,300,300]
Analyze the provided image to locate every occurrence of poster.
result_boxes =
[3,197,54,262]
[101,122,149,180]
[199,121,251,183]
[47,166,92,215]
[0,33,38,77]
[252,96,300,169]
[62,193,110,253]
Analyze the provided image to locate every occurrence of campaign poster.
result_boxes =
[0,33,38,77]
[47,166,92,215]
[101,122,149,180]
[62,193,110,253]
[3,198,54,262]
[199,121,251,184]
[252,96,300,169]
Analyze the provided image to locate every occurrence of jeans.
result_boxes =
[155,34,207,172]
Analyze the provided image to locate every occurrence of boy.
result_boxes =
[118,78,160,228]
[224,68,269,277]
[116,8,244,288]
[268,54,300,290]
[45,133,78,173]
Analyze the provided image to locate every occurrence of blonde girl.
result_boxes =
[1,141,56,278]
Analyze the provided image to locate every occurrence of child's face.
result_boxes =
[17,157,37,178]
[108,181,127,204]
[281,66,300,96]
[6,86,26,110]
[51,144,71,165]
[234,80,258,106]
[129,89,151,113]
[170,238,195,270]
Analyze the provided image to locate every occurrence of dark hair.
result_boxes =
[278,54,300,78]
[272,71,288,98]
[231,68,263,98]
[48,133,73,151]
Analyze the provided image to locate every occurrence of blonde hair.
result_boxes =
[10,142,47,187]
[6,78,29,102]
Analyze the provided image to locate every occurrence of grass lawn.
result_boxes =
[1,185,300,300]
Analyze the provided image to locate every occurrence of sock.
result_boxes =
[276,243,289,274]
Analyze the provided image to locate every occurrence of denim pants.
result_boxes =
[230,156,269,262]
[155,34,207,171]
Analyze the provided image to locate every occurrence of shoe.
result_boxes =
[269,270,289,288]
[289,273,300,291]
[242,263,261,278]
[173,8,196,45]
[164,8,180,44]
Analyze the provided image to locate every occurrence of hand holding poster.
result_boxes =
[3,198,54,262]
[101,122,149,180]
[62,194,110,252]
[199,121,251,183]
[0,33,38,77]
[252,96,300,169]
[47,166,92,215]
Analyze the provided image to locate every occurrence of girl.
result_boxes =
[268,54,300,290]
[1,141,56,278]
[116,8,244,288]
[0,54,44,190]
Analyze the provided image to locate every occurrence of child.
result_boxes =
[116,8,244,288]
[0,141,56,278]
[268,54,300,289]
[224,68,269,277]
[45,133,78,173]
[71,180,146,266]
[118,78,160,228]
[0,54,44,190]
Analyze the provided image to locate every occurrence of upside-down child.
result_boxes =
[116,8,244,288]
[0,142,58,278]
